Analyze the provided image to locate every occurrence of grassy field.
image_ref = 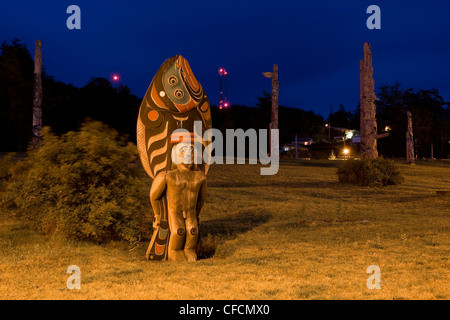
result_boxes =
[0,159,449,299]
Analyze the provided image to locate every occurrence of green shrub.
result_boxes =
[0,121,151,243]
[337,157,404,187]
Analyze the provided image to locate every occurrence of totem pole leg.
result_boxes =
[168,212,188,262]
[184,211,199,262]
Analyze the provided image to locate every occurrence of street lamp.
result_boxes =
[325,123,331,142]
[343,148,350,158]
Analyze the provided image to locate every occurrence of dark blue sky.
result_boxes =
[1,0,449,117]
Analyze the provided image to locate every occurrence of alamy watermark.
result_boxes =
[366,265,381,290]
[66,265,81,290]
[67,4,380,30]
[367,5,381,30]
[171,121,279,176]
[66,5,81,30]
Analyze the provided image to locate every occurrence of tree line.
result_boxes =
[1,39,449,158]
[0,39,141,151]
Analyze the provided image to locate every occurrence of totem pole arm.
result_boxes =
[150,171,167,225]
[376,132,390,139]
[196,180,207,217]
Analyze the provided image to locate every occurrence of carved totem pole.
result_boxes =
[360,43,378,159]
[32,40,43,148]
[136,55,212,262]
[406,111,415,164]
[263,64,279,157]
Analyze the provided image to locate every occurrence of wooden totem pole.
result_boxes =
[406,111,415,164]
[263,64,279,157]
[359,43,379,159]
[32,40,43,148]
[137,55,212,262]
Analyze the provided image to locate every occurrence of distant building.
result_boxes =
[351,135,361,144]
[281,138,312,152]
[294,137,313,146]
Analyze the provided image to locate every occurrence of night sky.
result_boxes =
[1,0,449,117]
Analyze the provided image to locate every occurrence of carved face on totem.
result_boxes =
[172,143,195,166]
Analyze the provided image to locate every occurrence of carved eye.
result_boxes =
[168,75,178,86]
[174,89,184,99]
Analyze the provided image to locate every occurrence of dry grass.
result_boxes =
[0,159,449,299]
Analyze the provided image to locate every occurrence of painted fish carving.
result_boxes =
[137,55,212,180]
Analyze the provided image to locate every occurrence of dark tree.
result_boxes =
[0,39,142,152]
[77,78,141,142]
[211,92,326,147]
[376,83,449,159]
[328,104,353,129]
[0,39,34,151]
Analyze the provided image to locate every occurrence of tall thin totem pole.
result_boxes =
[32,40,43,148]
[263,64,279,157]
[406,111,415,164]
[360,43,378,159]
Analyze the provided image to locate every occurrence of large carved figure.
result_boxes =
[136,55,212,261]
[150,134,207,261]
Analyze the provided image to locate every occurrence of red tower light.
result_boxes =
[218,67,228,109]
[111,73,120,89]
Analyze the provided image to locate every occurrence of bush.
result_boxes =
[0,121,150,243]
[337,157,404,187]
[0,153,15,189]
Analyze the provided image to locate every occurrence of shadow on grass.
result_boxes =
[381,193,447,204]
[280,159,341,168]
[412,159,450,167]
[209,180,339,189]
[197,211,271,260]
